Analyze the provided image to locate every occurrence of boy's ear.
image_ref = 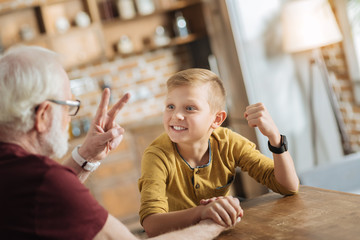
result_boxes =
[34,102,52,133]
[211,110,227,129]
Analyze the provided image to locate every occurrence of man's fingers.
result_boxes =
[98,127,125,145]
[107,93,130,121]
[94,88,111,125]
[109,134,124,150]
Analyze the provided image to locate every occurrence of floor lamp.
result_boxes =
[282,0,353,164]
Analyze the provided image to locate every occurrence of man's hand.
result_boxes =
[244,103,280,145]
[78,88,130,161]
[198,196,243,227]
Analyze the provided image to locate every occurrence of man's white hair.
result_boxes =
[0,45,65,133]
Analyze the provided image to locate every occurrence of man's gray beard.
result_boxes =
[41,107,69,159]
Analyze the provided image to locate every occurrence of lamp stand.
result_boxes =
[310,48,353,159]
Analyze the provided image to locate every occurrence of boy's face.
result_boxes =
[163,84,217,145]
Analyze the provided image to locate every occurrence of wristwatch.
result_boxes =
[72,145,101,172]
[268,135,288,154]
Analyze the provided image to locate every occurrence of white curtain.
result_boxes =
[225,0,343,173]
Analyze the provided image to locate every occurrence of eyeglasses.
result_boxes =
[48,99,81,116]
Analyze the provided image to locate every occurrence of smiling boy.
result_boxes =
[138,68,299,237]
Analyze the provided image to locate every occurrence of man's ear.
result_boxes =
[211,110,227,129]
[34,102,52,133]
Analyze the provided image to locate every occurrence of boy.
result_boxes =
[138,68,299,237]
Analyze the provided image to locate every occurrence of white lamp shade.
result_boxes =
[282,0,343,53]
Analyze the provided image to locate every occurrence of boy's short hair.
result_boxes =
[166,68,226,112]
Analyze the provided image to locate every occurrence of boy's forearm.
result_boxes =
[273,151,299,192]
[150,219,225,240]
[143,206,204,237]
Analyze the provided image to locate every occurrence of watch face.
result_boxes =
[282,135,288,151]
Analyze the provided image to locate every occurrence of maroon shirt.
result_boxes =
[0,142,108,239]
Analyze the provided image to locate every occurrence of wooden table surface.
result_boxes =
[215,186,360,240]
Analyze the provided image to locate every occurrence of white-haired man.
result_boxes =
[0,46,242,240]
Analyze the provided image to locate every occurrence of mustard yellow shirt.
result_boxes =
[138,127,296,224]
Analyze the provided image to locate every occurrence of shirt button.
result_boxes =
[195,183,200,189]
[195,170,200,174]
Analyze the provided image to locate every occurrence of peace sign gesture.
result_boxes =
[78,88,130,162]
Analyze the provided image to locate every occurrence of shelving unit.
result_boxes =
[100,0,202,23]
[0,0,208,69]
[114,33,205,58]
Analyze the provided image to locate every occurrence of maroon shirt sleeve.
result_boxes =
[35,165,108,239]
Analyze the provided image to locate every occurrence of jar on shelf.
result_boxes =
[135,0,155,15]
[55,16,70,34]
[20,24,35,41]
[75,11,91,28]
[117,35,134,54]
[173,11,189,37]
[117,0,136,19]
[153,25,171,47]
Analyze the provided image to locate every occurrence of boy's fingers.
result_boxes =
[211,202,233,227]
[209,210,227,227]
[219,199,238,225]
[227,197,243,218]
[246,112,263,121]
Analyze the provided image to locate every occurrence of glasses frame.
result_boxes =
[48,99,81,116]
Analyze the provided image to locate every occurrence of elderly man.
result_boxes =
[0,46,242,240]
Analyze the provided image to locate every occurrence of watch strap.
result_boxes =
[72,145,101,172]
[268,135,288,154]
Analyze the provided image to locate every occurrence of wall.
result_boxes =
[67,45,192,126]
[220,0,360,174]
[323,39,360,153]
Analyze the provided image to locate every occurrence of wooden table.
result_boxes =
[215,186,360,240]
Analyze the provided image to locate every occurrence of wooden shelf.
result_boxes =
[170,33,202,45]
[113,33,205,59]
[0,0,208,68]
[161,0,202,12]
[101,0,202,25]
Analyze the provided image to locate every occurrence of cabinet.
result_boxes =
[0,0,208,69]
[0,0,104,69]
[99,0,206,58]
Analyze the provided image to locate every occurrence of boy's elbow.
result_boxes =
[143,216,160,237]
[285,181,300,195]
[276,178,300,196]
[144,227,157,238]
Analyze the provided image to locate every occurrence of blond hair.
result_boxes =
[166,68,226,112]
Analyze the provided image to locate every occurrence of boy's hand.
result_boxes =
[244,103,281,145]
[199,196,243,227]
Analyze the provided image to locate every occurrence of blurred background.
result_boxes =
[1,0,359,235]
